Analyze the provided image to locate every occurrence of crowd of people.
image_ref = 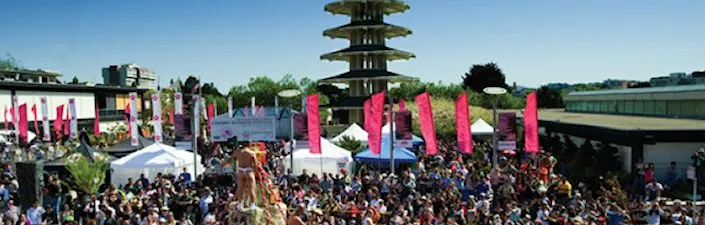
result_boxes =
[0,137,702,225]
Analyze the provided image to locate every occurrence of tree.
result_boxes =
[462,62,509,93]
[0,53,23,71]
[337,135,365,154]
[71,76,80,84]
[65,157,110,194]
[536,85,565,108]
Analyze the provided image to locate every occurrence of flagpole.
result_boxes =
[193,76,201,180]
[389,95,395,174]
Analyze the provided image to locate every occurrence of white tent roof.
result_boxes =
[332,123,368,143]
[285,137,353,176]
[111,143,200,169]
[292,138,352,160]
[471,119,494,135]
[0,130,37,144]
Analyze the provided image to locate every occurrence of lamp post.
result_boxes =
[483,87,507,166]
[278,89,301,175]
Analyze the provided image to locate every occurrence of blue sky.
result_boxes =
[1,1,704,92]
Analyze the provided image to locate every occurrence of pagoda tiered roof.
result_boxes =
[323,20,412,39]
[325,0,410,15]
[320,45,415,61]
[319,69,417,83]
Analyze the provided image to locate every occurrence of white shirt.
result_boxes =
[27,207,45,225]
[647,208,664,225]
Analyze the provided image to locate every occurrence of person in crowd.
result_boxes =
[664,161,681,190]
[26,200,45,225]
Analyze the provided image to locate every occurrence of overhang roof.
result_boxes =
[513,109,705,131]
[325,0,410,16]
[320,45,415,61]
[323,21,411,39]
[319,69,417,83]
[0,81,148,93]
[322,96,391,109]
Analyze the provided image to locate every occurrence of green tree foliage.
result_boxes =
[337,135,365,154]
[65,157,110,194]
[462,62,510,93]
[543,136,622,186]
[404,97,494,138]
[389,81,525,109]
[0,53,23,71]
[536,85,565,108]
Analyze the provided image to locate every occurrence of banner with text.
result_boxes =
[210,116,276,142]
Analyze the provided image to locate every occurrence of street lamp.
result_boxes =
[483,87,507,166]
[278,89,301,175]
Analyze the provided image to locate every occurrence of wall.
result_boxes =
[644,142,705,181]
[115,93,142,111]
[0,90,11,111]
[15,90,96,120]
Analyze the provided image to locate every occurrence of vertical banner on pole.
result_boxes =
[12,95,19,143]
[416,92,438,155]
[227,96,233,117]
[251,97,256,116]
[54,105,64,138]
[152,94,163,143]
[455,93,473,154]
[31,104,39,136]
[174,93,183,115]
[68,98,78,138]
[40,97,50,141]
[307,94,321,154]
[18,104,27,143]
[94,105,100,136]
[193,96,200,139]
[129,92,139,146]
[524,92,539,153]
[368,92,385,155]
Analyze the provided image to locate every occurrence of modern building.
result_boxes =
[0,69,62,84]
[649,72,705,87]
[319,0,416,124]
[564,84,705,119]
[102,64,157,89]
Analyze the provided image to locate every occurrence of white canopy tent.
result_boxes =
[332,123,368,144]
[110,143,205,186]
[284,137,353,176]
[0,130,37,144]
[471,119,494,135]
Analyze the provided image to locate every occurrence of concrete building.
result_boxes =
[102,64,157,89]
[649,72,704,87]
[0,69,61,84]
[319,0,416,124]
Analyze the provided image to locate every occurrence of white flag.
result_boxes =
[201,98,207,119]
[193,95,200,139]
[40,97,50,141]
[174,93,183,115]
[251,97,256,116]
[301,96,308,113]
[68,98,78,138]
[129,92,139,146]
[11,95,19,142]
[227,96,233,118]
[151,93,163,143]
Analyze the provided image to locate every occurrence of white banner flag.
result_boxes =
[40,97,50,141]
[129,92,139,146]
[201,98,207,119]
[11,95,19,140]
[251,97,256,116]
[151,93,163,143]
[301,96,308,113]
[68,98,78,138]
[227,96,233,117]
[174,93,183,115]
[193,95,200,138]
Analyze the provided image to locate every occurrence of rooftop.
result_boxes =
[320,45,415,61]
[0,69,62,77]
[517,109,705,131]
[319,69,417,83]
[325,0,410,16]
[566,84,705,96]
[0,81,148,93]
[323,21,411,39]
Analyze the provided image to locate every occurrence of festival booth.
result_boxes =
[355,141,417,164]
[471,119,494,136]
[110,143,205,186]
[284,137,353,176]
[331,123,368,144]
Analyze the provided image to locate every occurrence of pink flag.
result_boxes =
[524,92,539,153]
[398,99,406,111]
[307,94,321,154]
[416,92,438,155]
[207,103,215,132]
[368,92,385,155]
[54,105,64,138]
[169,108,174,125]
[94,105,101,136]
[455,93,472,154]
[4,106,8,131]
[31,104,39,136]
[363,99,371,132]
[19,104,28,143]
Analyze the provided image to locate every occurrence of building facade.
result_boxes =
[102,64,157,89]
[0,69,61,84]
[319,0,416,124]
[649,72,705,87]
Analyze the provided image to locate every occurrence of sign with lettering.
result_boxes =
[210,116,276,142]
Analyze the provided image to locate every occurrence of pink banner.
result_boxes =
[524,92,539,153]
[94,105,101,136]
[169,108,174,125]
[307,94,321,154]
[398,99,406,111]
[54,105,64,138]
[207,103,215,133]
[416,92,438,155]
[19,104,27,143]
[363,99,371,132]
[369,92,385,155]
[455,93,472,154]
[31,104,39,136]
[63,104,69,136]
